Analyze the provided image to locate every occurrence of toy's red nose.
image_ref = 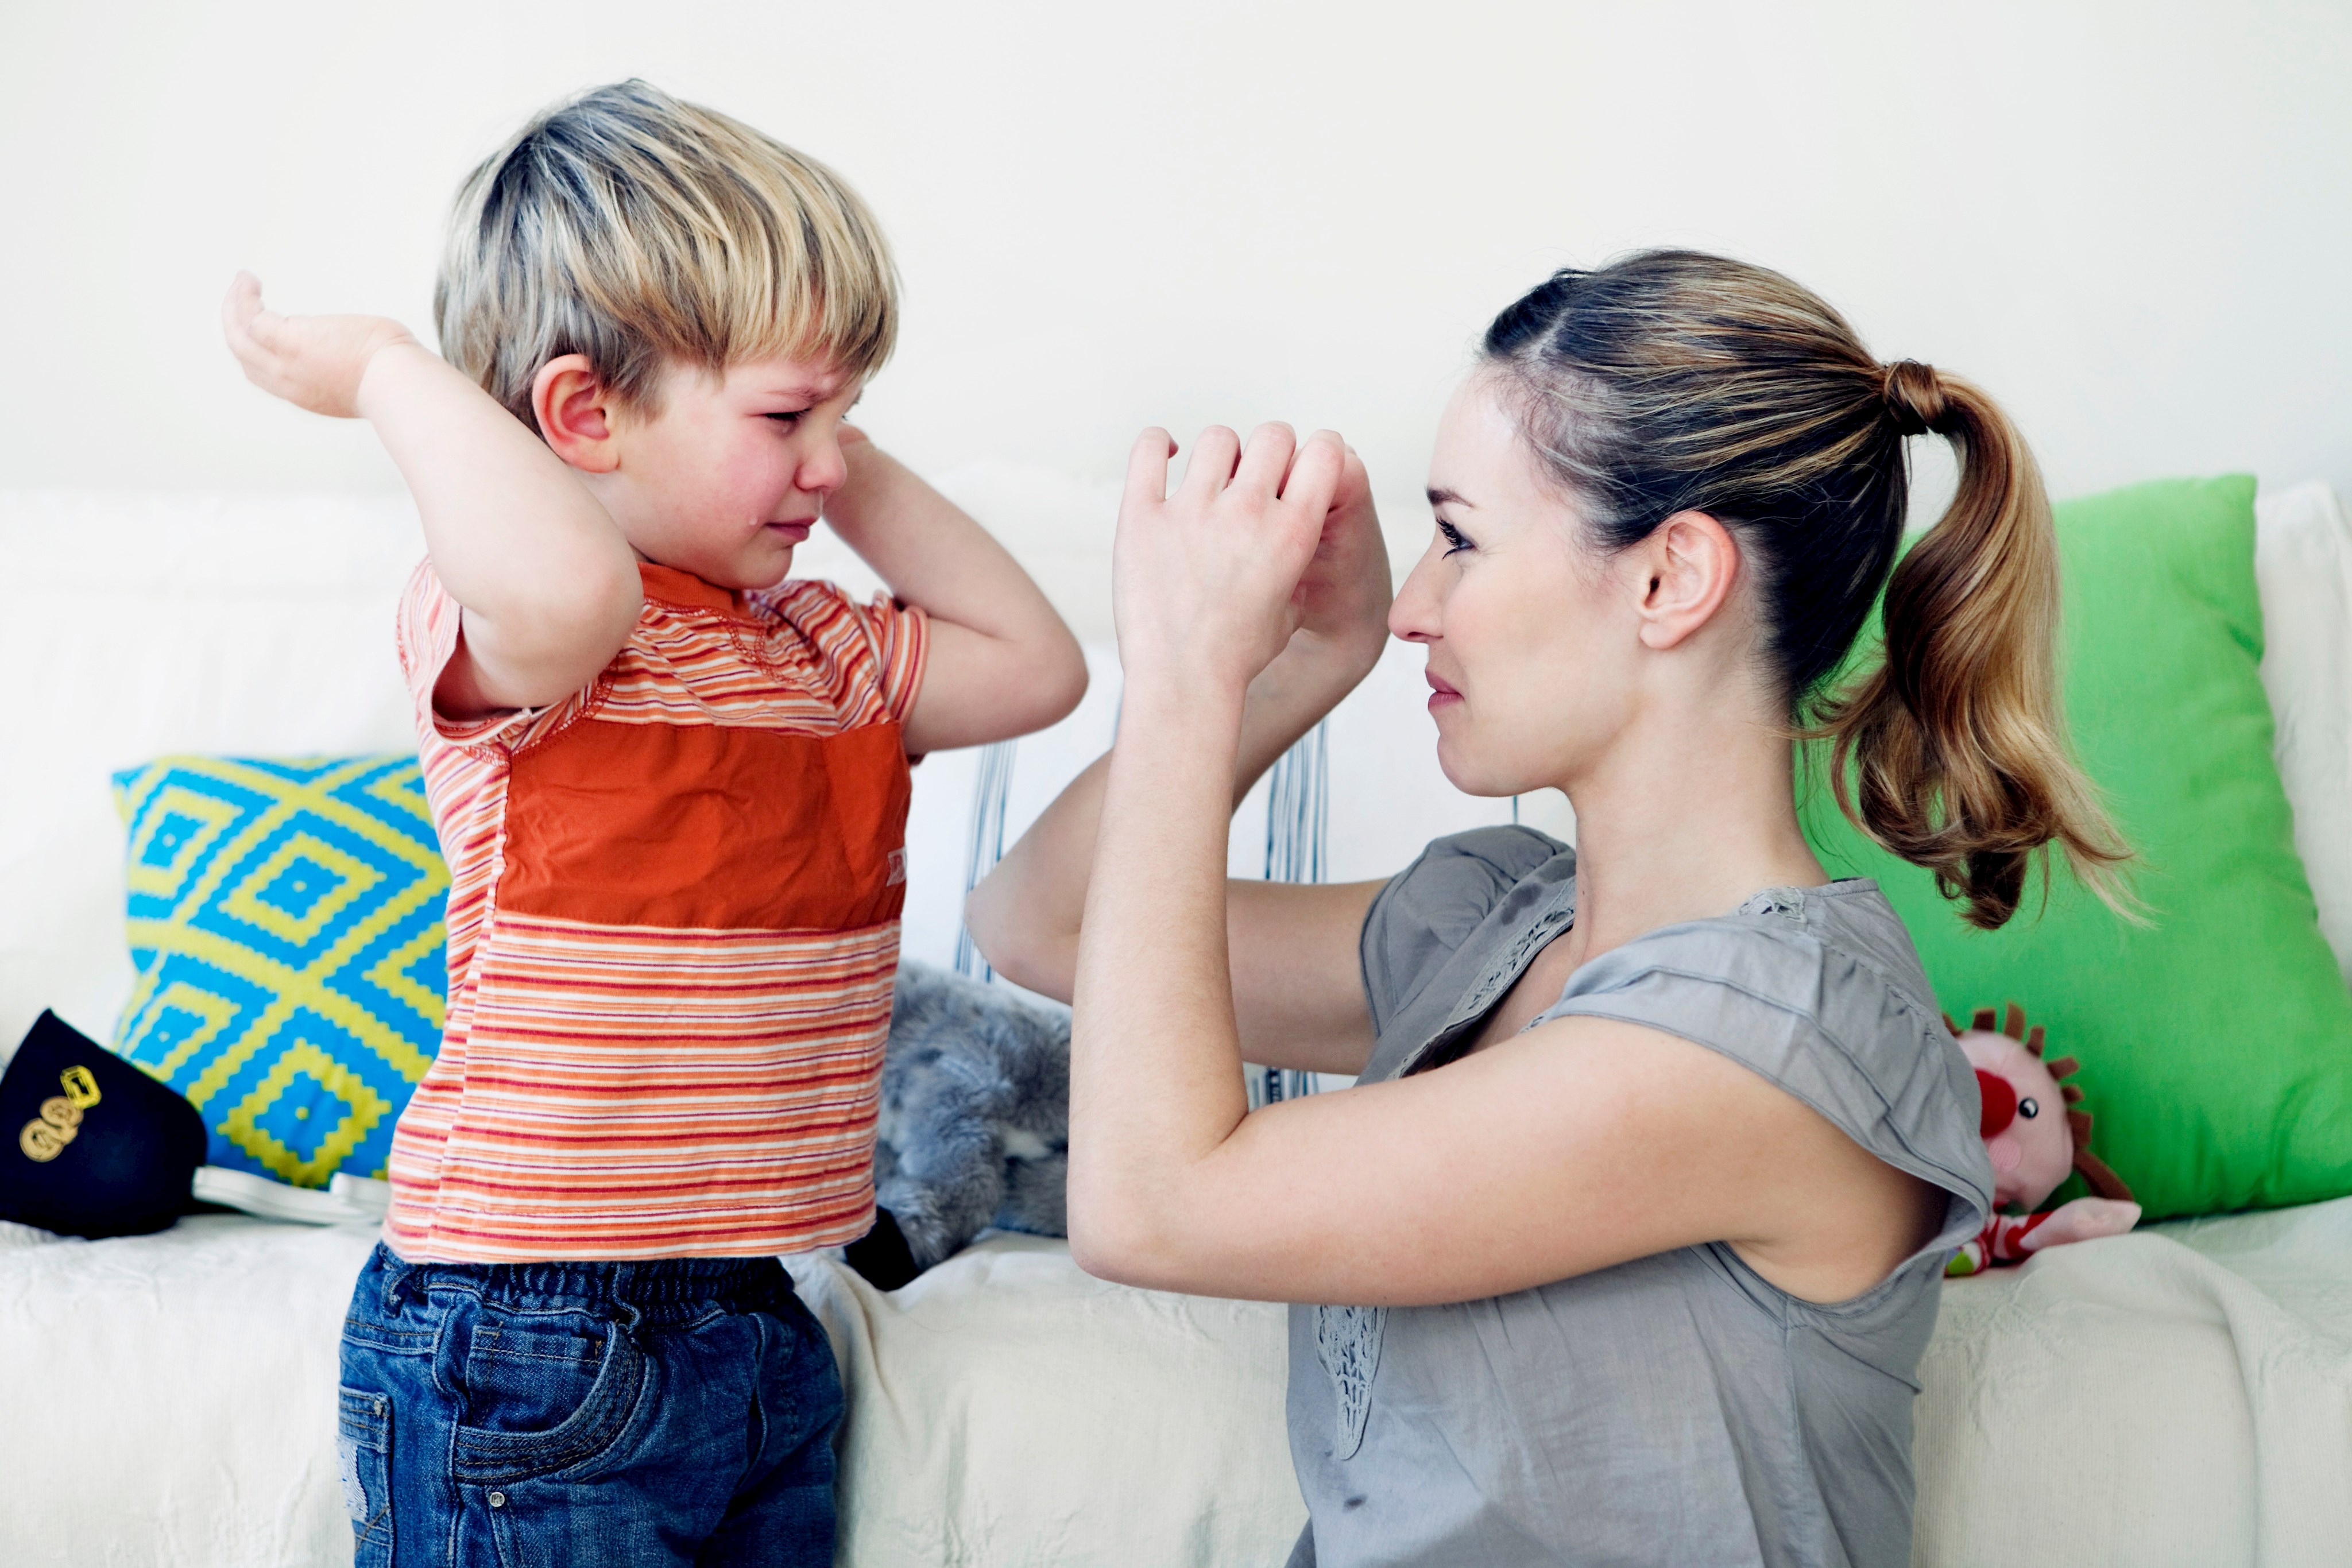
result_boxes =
[1975,1069,2017,1137]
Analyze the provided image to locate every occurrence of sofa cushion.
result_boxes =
[112,754,446,1187]
[1804,475,2352,1220]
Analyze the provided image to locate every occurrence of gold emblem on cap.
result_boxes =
[18,1067,102,1163]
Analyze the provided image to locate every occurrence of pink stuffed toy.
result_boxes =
[1944,1003,2141,1276]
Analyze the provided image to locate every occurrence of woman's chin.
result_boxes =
[1433,742,1507,800]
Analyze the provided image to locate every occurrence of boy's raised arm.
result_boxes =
[820,432,1088,754]
[222,274,642,720]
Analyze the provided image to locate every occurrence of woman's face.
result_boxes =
[1389,374,1650,798]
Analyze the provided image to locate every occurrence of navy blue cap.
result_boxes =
[0,1011,206,1238]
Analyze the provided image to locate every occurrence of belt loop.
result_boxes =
[380,1251,417,1313]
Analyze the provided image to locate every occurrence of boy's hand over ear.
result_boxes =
[221,272,415,419]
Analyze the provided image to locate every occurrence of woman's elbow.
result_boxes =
[960,881,1073,1002]
[1065,1202,1169,1290]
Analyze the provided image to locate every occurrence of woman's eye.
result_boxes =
[1437,520,1473,556]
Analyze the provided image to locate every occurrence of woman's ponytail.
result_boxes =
[1817,363,2130,928]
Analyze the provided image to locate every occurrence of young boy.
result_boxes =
[222,81,1086,1565]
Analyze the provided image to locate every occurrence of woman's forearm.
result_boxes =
[1065,674,1256,1268]
[964,644,1365,1000]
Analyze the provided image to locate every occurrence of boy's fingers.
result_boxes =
[1123,427,1175,516]
[220,273,262,355]
[1233,422,1297,499]
[1178,425,1241,500]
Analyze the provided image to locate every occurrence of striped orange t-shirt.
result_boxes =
[387,559,927,1263]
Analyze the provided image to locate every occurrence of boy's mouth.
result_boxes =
[763,518,815,543]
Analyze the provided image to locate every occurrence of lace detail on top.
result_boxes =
[1739,886,1809,922]
[1315,1303,1387,1460]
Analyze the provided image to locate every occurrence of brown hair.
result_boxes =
[435,80,898,429]
[1482,250,2127,929]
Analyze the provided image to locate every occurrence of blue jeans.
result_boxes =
[337,1243,842,1567]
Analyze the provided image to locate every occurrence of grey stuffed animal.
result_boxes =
[843,961,1071,1290]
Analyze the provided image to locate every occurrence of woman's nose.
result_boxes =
[1388,545,1444,644]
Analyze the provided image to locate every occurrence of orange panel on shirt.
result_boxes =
[498,718,912,932]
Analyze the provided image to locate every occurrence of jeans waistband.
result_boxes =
[375,1244,789,1311]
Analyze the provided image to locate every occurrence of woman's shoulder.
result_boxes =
[1360,826,1575,1035]
[1544,880,1994,1226]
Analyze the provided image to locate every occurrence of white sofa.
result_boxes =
[6,478,2352,1567]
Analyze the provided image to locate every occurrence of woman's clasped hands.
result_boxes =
[1112,423,1392,710]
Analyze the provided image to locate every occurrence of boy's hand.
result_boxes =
[221,272,416,419]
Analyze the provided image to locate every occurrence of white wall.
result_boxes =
[3,0,2347,549]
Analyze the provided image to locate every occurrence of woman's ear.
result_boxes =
[1632,510,1741,651]
[531,354,622,473]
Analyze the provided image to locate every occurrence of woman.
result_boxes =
[963,251,2126,1567]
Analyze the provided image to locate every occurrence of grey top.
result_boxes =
[1285,827,1993,1568]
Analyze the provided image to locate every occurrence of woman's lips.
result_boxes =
[1426,671,1463,711]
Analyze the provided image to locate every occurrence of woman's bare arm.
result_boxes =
[967,703,1386,1077]
[964,439,1392,1075]
[1076,1010,1945,1307]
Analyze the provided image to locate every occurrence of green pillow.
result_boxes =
[1801,475,2352,1221]
[112,756,447,1188]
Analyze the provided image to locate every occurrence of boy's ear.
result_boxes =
[531,354,622,473]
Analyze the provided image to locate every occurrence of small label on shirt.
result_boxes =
[887,848,908,886]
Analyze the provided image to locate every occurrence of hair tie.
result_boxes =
[1882,359,1946,438]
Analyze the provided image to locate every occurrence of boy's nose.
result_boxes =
[800,439,850,495]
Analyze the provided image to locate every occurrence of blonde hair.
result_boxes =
[434,80,898,427]
[1483,251,2128,930]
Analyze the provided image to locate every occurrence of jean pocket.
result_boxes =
[451,1312,649,1487]
[336,1385,394,1567]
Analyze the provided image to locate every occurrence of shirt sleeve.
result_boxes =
[1359,826,1567,1039]
[393,559,554,752]
[1532,918,1994,1246]
[858,594,929,725]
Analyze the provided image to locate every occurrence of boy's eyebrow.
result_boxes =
[1428,486,1473,508]
[758,381,838,404]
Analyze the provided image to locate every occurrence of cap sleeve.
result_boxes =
[395,560,575,752]
[1360,826,1566,1039]
[1534,915,1994,1248]
[854,593,929,725]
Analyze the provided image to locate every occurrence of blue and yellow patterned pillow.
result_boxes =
[112,757,447,1188]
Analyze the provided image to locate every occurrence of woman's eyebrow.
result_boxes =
[1428,486,1473,509]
